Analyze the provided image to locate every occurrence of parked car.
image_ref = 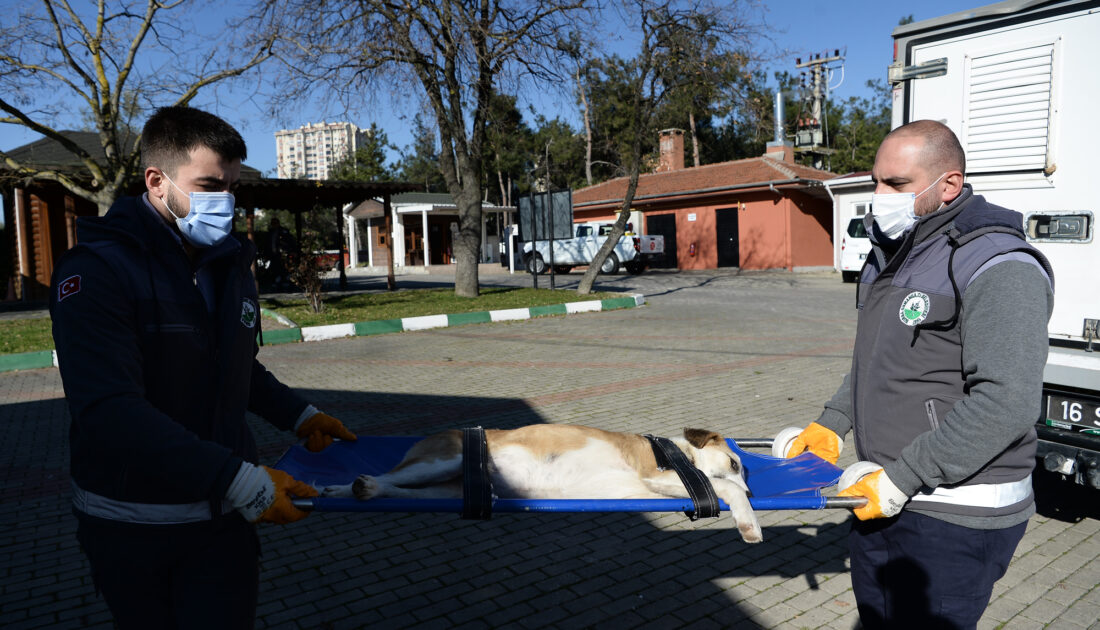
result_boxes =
[523,222,664,275]
[839,217,871,282]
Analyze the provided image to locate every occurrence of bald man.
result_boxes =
[781,120,1054,628]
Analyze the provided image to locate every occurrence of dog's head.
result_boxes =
[677,428,749,493]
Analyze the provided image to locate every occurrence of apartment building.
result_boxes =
[275,121,369,179]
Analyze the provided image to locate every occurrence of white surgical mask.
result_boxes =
[162,173,236,247]
[871,173,947,239]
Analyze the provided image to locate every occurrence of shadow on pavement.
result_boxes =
[1,389,851,629]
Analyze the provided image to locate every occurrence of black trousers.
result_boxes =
[77,513,260,630]
[849,510,1026,630]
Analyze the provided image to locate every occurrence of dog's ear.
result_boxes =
[683,428,721,449]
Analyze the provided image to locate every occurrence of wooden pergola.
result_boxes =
[2,130,419,299]
[234,177,419,290]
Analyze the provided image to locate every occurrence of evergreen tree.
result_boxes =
[328,123,394,181]
[395,113,447,193]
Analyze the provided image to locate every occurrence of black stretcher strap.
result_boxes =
[645,435,720,520]
[462,427,493,520]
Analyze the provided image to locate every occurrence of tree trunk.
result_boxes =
[690,110,701,168]
[452,183,482,297]
[576,166,641,295]
[578,69,594,186]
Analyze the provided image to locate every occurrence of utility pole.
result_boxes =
[794,49,844,170]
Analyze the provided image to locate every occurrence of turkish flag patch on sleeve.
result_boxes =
[58,275,82,301]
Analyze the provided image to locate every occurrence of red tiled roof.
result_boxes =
[573,157,835,208]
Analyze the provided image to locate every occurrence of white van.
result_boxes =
[839,217,871,282]
[890,0,1100,489]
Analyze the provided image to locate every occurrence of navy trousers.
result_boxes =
[848,510,1026,630]
[77,513,260,630]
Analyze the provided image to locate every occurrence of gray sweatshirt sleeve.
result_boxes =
[816,370,854,439]
[884,260,1053,495]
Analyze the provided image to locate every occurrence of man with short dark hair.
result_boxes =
[779,120,1054,628]
[50,106,356,628]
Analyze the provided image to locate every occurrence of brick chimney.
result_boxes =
[765,140,795,164]
[657,129,685,172]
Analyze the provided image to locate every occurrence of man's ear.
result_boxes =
[145,167,167,199]
[941,170,965,203]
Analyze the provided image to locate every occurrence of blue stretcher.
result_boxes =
[276,436,866,514]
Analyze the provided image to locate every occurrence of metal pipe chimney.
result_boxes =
[774,90,784,145]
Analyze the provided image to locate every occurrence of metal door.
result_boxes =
[646,214,677,269]
[716,207,740,267]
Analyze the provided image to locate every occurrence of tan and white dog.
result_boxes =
[321,424,763,543]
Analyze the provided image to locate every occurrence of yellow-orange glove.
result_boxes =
[837,461,907,520]
[226,463,318,524]
[296,411,357,453]
[774,422,843,464]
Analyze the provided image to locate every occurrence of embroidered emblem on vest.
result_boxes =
[899,291,930,326]
[241,300,257,328]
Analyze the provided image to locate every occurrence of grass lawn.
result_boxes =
[0,317,54,355]
[260,286,624,327]
[1,287,627,355]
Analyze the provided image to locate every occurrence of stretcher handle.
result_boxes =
[732,438,774,448]
[823,496,868,508]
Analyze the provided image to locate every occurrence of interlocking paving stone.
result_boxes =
[1,270,1096,629]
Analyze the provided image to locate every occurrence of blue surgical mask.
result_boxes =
[162,173,236,247]
[871,173,947,239]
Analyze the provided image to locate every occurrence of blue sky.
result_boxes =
[1,0,974,179]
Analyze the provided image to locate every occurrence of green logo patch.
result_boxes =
[899,291,930,327]
[241,300,257,328]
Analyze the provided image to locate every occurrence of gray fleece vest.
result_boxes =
[853,189,1052,517]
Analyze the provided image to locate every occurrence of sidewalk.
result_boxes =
[1,271,1095,629]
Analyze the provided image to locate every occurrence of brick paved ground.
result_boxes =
[1,269,1097,629]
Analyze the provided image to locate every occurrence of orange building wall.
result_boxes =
[739,195,791,270]
[788,195,834,268]
[571,192,833,271]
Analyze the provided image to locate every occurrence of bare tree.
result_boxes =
[576,0,768,294]
[266,0,588,297]
[0,0,274,215]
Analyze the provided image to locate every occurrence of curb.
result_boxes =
[261,294,645,346]
[0,294,646,372]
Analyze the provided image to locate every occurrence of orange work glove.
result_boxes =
[226,463,318,524]
[837,462,907,520]
[778,422,843,464]
[256,466,318,524]
[296,411,357,453]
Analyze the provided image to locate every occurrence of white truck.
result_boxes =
[522,222,665,275]
[889,0,1100,489]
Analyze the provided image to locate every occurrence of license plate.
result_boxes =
[1045,394,1100,434]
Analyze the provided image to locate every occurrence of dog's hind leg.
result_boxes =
[353,454,464,499]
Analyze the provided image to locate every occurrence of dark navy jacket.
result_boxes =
[50,196,307,513]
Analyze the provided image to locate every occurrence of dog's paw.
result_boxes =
[352,475,382,500]
[320,483,353,498]
[738,520,764,544]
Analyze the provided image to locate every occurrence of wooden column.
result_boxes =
[64,194,78,249]
[245,206,259,295]
[384,194,395,291]
[30,193,53,297]
[336,205,347,290]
